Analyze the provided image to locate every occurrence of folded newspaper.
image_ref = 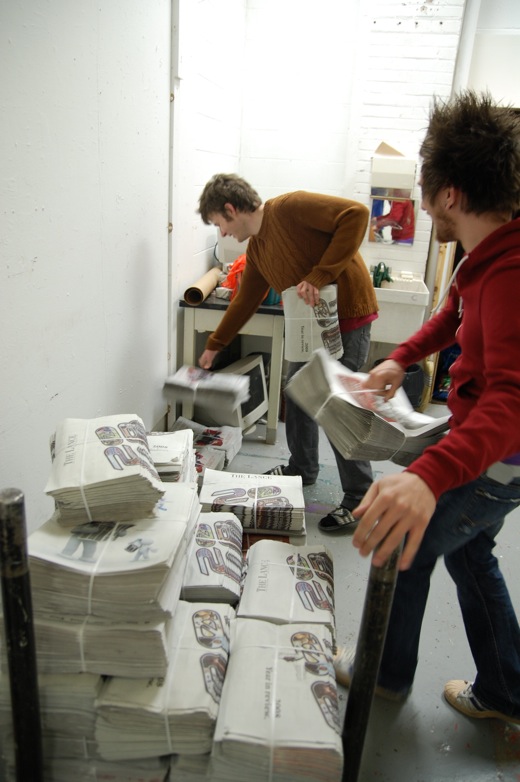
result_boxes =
[95,601,235,760]
[282,284,343,362]
[199,469,306,536]
[147,429,195,482]
[181,513,243,604]
[170,416,242,468]
[46,414,165,525]
[29,484,201,622]
[164,365,250,411]
[286,349,450,466]
[211,617,342,782]
[238,540,335,634]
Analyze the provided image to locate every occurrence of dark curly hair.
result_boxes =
[198,173,262,224]
[420,90,520,215]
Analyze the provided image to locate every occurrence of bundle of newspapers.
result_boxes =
[95,601,235,760]
[199,469,306,536]
[286,349,450,466]
[194,447,226,481]
[181,512,244,603]
[164,365,250,411]
[147,429,196,482]
[238,540,335,633]
[211,618,342,782]
[0,670,102,763]
[282,284,343,362]
[28,484,200,623]
[170,416,242,467]
[45,414,165,525]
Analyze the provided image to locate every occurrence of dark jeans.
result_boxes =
[284,325,373,508]
[378,472,520,718]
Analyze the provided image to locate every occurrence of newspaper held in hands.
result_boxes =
[286,349,450,466]
[164,365,250,411]
[282,284,343,362]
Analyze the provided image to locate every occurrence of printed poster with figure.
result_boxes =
[282,284,343,362]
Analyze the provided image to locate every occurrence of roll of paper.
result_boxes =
[183,267,221,306]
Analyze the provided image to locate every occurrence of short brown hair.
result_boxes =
[198,174,262,224]
[420,90,520,215]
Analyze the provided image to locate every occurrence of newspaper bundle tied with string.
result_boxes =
[45,414,165,526]
[164,365,250,412]
[282,284,343,362]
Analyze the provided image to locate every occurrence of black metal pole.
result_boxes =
[341,542,403,782]
[0,488,44,782]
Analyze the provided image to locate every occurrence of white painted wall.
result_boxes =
[1,1,171,531]
[467,0,520,106]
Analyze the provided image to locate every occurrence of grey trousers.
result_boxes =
[285,325,374,509]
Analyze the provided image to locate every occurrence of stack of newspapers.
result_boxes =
[181,512,244,604]
[211,617,342,782]
[24,484,201,677]
[147,429,196,482]
[95,601,235,760]
[286,349,450,466]
[282,284,344,362]
[164,365,250,411]
[199,469,306,536]
[46,414,165,525]
[170,416,242,468]
[194,447,226,481]
[238,540,335,633]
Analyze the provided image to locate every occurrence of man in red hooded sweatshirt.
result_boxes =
[335,90,520,726]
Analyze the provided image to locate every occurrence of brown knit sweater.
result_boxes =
[206,191,378,352]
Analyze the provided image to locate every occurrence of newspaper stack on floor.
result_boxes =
[46,414,164,525]
[95,601,235,760]
[238,540,334,633]
[26,611,176,678]
[194,446,226,480]
[282,284,343,362]
[29,757,170,782]
[199,469,306,536]
[181,513,243,603]
[165,365,250,412]
[169,754,210,782]
[29,484,200,622]
[147,429,196,482]
[286,349,450,466]
[0,671,102,762]
[211,618,342,782]
[171,416,242,467]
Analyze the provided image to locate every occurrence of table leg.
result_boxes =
[265,316,284,444]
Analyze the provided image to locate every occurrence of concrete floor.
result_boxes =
[227,415,520,782]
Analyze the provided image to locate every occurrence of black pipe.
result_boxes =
[341,543,402,782]
[0,488,44,782]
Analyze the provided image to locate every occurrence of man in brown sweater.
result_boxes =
[197,173,378,532]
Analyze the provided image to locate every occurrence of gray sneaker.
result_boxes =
[334,646,410,702]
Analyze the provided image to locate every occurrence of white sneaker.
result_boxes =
[444,680,520,724]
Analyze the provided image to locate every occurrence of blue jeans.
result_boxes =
[378,472,520,718]
[284,325,373,508]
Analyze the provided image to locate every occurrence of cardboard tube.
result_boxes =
[184,267,221,306]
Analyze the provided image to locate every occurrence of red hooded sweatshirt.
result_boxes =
[389,218,520,500]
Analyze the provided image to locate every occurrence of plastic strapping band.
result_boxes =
[78,616,89,672]
[267,630,281,782]
[164,605,191,755]
[87,527,118,616]
[79,422,93,521]
[313,392,335,426]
